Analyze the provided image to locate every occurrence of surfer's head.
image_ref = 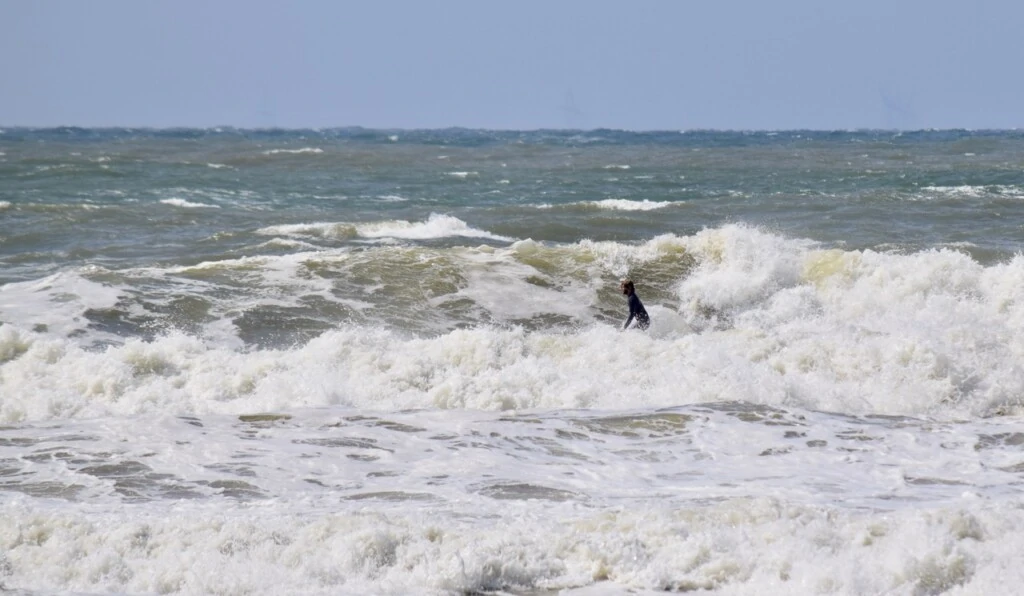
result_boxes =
[620,280,634,295]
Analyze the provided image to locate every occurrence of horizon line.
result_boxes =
[2,125,1021,134]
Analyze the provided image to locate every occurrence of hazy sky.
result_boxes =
[2,1,1021,130]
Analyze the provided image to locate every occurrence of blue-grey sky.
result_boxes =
[2,1,1021,130]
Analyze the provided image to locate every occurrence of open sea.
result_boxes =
[2,127,1024,595]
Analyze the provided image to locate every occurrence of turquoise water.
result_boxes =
[4,128,1023,276]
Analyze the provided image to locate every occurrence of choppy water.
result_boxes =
[2,127,1024,594]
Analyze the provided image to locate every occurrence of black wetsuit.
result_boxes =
[624,292,650,330]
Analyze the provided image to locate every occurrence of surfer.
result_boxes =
[620,279,650,330]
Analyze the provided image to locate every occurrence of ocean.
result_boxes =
[1,127,1024,595]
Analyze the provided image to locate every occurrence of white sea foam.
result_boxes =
[3,253,1023,420]
[206,163,230,169]
[1,404,1023,594]
[356,214,512,241]
[3,494,1020,594]
[923,185,987,198]
[8,222,1023,428]
[258,214,513,242]
[919,184,1024,200]
[32,164,74,173]
[6,130,1024,595]
[603,164,631,170]
[0,271,123,342]
[262,147,324,155]
[168,251,341,303]
[587,199,674,211]
[5,225,1024,594]
[256,222,359,241]
[254,237,321,251]
[160,198,220,209]
[445,171,478,178]
[152,187,260,210]
[5,225,1024,421]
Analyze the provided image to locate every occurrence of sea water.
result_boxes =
[1,128,1024,594]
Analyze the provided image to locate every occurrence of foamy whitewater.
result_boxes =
[2,128,1024,595]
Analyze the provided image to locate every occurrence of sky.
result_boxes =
[2,1,1021,130]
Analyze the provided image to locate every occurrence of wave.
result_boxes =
[4,225,1024,422]
[262,147,324,155]
[3,492,1019,594]
[919,185,1024,200]
[257,214,513,242]
[538,199,675,211]
[160,198,220,209]
[1,304,1022,423]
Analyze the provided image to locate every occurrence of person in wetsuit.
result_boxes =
[620,279,650,330]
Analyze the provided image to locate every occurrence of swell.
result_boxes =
[4,225,1024,421]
